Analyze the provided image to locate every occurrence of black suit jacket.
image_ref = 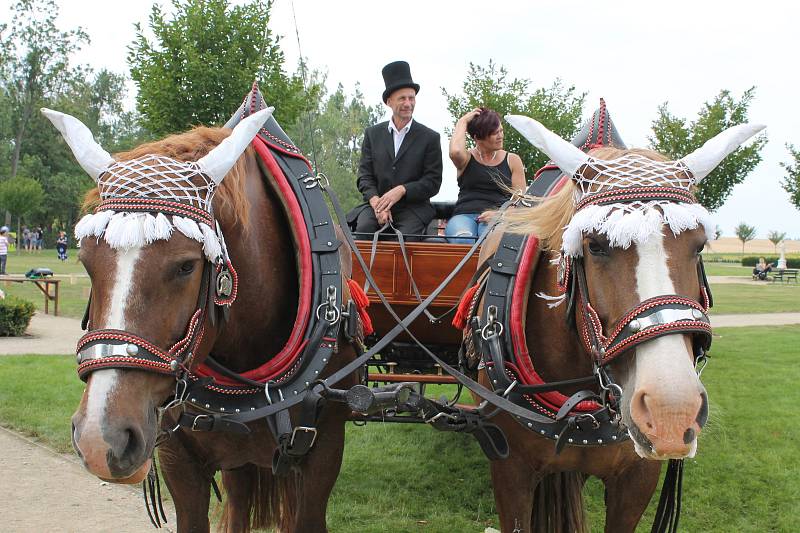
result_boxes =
[357,120,443,223]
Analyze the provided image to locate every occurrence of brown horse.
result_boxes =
[473,116,764,532]
[44,107,357,532]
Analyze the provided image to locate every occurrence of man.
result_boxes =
[355,61,442,237]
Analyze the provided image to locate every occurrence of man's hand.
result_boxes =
[369,195,392,226]
[374,185,406,214]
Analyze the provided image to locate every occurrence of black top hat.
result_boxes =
[381,61,420,103]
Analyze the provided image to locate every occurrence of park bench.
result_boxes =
[770,269,799,283]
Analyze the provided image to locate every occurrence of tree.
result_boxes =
[442,61,585,175]
[0,176,44,248]
[128,0,309,136]
[767,230,786,254]
[288,78,382,212]
[734,222,756,255]
[650,88,767,211]
[0,0,88,179]
[779,144,800,210]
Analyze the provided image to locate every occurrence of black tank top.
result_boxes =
[453,153,513,216]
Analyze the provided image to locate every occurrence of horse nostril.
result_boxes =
[106,426,145,476]
[696,391,709,428]
[683,427,696,444]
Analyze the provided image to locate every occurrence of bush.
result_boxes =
[0,296,36,336]
[741,256,800,268]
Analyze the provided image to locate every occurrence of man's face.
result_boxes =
[386,88,416,122]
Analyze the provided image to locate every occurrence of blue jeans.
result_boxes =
[445,213,488,244]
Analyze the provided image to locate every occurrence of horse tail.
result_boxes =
[531,472,588,533]
[219,464,299,533]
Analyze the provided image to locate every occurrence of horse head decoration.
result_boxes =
[44,96,356,532]
[506,114,763,459]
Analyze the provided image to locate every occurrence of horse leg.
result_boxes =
[602,459,661,533]
[157,436,212,533]
[290,404,348,533]
[490,454,540,532]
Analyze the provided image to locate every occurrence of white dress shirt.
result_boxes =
[388,118,413,157]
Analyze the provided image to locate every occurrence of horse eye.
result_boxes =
[587,240,607,257]
[696,243,706,256]
[178,261,195,276]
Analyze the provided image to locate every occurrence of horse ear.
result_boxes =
[505,114,590,177]
[679,123,765,183]
[196,107,273,184]
[41,108,115,181]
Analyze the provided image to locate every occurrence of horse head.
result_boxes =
[506,115,764,459]
[43,107,271,483]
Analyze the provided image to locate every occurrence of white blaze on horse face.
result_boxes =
[84,245,143,425]
[631,230,702,458]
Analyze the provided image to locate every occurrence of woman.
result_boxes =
[446,107,525,243]
[753,257,772,280]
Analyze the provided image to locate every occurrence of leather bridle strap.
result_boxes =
[75,261,213,380]
[572,259,712,366]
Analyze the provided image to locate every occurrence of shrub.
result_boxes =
[741,256,800,268]
[0,296,36,336]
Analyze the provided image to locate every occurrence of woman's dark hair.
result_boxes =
[467,107,501,140]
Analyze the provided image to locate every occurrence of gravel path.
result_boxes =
[0,426,175,532]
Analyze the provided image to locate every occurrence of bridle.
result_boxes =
[559,185,713,377]
[75,196,237,382]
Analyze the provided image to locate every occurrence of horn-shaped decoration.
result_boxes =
[506,114,590,176]
[679,123,766,183]
[196,107,273,184]
[41,108,115,181]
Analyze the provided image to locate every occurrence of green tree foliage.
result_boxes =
[650,88,767,211]
[0,176,44,239]
[442,61,586,175]
[0,0,89,178]
[779,144,800,210]
[288,78,382,212]
[128,0,308,136]
[734,222,756,255]
[767,230,786,254]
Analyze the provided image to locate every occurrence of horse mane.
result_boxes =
[82,126,251,228]
[504,147,670,252]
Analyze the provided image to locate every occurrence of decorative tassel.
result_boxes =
[153,213,174,241]
[346,278,373,336]
[200,222,222,261]
[452,283,480,330]
[172,215,204,241]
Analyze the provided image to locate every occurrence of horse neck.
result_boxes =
[210,152,299,372]
[524,253,593,385]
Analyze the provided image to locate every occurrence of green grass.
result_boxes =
[709,283,800,314]
[1,327,798,531]
[703,262,753,277]
[0,249,90,319]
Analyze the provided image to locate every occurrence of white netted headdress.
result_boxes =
[42,107,272,261]
[506,115,765,257]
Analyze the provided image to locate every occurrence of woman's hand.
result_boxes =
[477,210,496,223]
[458,108,482,125]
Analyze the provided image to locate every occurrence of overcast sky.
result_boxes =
[8,0,798,238]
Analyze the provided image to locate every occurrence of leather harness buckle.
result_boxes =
[289,426,317,448]
[191,414,212,432]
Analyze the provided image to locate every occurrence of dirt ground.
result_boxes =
[0,426,176,532]
[705,237,799,254]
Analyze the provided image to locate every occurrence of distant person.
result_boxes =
[445,107,525,243]
[354,60,443,239]
[56,231,68,261]
[0,226,9,275]
[34,226,43,253]
[21,226,31,252]
[752,257,772,281]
